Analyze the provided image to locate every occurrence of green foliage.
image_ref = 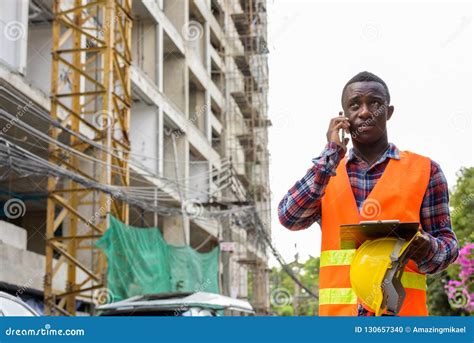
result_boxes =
[450,167,474,246]
[279,305,294,316]
[427,167,473,316]
[269,256,319,316]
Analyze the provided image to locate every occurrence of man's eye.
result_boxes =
[350,104,359,109]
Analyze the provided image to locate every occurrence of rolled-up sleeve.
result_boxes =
[278,142,345,231]
[417,160,459,274]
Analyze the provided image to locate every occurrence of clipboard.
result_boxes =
[339,220,419,249]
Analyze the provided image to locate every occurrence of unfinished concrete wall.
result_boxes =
[189,151,209,203]
[130,103,159,174]
[0,240,90,295]
[163,215,189,246]
[0,220,27,250]
[25,25,51,94]
[0,0,29,74]
[132,19,157,83]
[188,79,207,135]
[164,57,187,114]
[163,0,187,33]
[186,14,206,67]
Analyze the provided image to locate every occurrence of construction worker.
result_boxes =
[277,71,459,316]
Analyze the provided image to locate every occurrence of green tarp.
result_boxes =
[96,215,219,302]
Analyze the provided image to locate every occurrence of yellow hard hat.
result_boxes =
[349,234,418,316]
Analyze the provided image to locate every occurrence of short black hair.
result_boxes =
[341,71,390,104]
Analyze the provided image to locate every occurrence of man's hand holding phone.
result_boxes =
[327,111,350,152]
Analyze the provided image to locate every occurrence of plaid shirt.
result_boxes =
[278,142,459,315]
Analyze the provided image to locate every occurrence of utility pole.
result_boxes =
[293,244,300,316]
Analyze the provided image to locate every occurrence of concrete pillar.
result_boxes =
[163,215,189,245]
[130,102,158,173]
[162,131,189,245]
[204,22,211,74]
[156,23,164,92]
[163,0,186,32]
[163,57,187,114]
[189,85,206,134]
[147,20,157,82]
[157,108,164,176]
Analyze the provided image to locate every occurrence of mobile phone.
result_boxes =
[339,111,345,143]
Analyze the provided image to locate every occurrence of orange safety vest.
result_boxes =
[319,151,431,316]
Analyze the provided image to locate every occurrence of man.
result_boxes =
[278,71,459,316]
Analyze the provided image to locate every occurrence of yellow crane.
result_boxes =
[45,0,132,316]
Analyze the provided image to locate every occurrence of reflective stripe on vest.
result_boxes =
[320,249,356,267]
[320,270,426,306]
[320,250,426,296]
[401,272,426,291]
[319,288,357,305]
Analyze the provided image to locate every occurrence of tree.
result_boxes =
[450,167,474,245]
[269,256,319,316]
[427,167,473,316]
[299,256,320,315]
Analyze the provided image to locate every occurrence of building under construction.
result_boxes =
[0,0,271,316]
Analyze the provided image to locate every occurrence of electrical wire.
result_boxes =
[0,107,234,201]
[0,136,262,218]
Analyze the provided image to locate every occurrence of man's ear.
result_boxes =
[387,105,394,121]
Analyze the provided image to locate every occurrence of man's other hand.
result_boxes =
[406,231,432,264]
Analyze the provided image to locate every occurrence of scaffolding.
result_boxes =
[44,0,132,316]
[222,0,271,314]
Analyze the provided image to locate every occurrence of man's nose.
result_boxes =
[358,103,372,120]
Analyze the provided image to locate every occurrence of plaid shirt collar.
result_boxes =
[346,142,400,166]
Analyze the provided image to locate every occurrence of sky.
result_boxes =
[266,0,473,266]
